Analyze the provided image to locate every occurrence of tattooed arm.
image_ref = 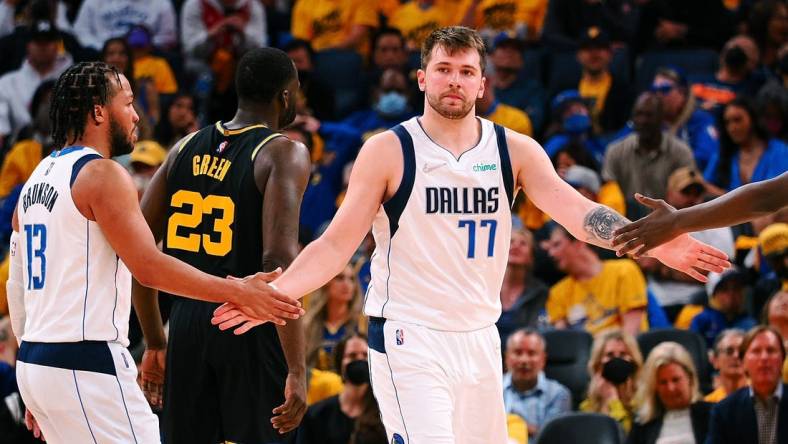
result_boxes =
[506,129,730,281]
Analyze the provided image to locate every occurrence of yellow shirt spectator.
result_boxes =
[134,55,178,95]
[291,0,378,53]
[473,0,548,39]
[485,101,533,136]
[547,259,648,336]
[389,0,468,50]
[704,387,729,403]
[307,368,343,405]
[0,139,44,197]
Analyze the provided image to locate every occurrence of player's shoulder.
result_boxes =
[253,133,310,166]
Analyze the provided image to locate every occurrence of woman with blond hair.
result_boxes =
[580,329,644,433]
[303,264,365,371]
[628,342,712,444]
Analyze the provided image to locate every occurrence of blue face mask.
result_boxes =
[375,91,408,118]
[563,113,591,134]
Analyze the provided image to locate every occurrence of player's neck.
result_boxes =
[419,107,481,156]
[71,129,111,158]
[225,106,277,131]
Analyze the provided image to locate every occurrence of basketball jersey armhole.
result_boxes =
[250,133,284,162]
[494,124,514,207]
[69,154,103,188]
[383,125,416,237]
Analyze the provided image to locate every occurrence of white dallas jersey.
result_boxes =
[17,146,131,346]
[364,117,514,331]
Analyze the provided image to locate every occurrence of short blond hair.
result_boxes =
[634,342,701,423]
[585,329,643,412]
[421,26,486,73]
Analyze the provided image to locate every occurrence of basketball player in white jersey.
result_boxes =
[212,27,731,443]
[5,62,303,443]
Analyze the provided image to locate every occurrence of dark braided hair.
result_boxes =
[50,61,122,147]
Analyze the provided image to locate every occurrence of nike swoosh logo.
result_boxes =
[422,162,446,173]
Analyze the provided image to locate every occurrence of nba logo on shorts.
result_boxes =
[395,329,404,345]
[392,433,405,444]
[216,141,228,153]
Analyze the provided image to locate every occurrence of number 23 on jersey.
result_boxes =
[167,190,235,256]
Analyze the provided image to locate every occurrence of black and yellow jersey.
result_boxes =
[162,121,282,284]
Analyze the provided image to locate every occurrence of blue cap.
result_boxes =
[551,89,583,112]
[127,26,151,49]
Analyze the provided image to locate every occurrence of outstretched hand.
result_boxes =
[613,194,681,256]
[648,234,730,282]
[230,269,304,326]
[211,303,261,334]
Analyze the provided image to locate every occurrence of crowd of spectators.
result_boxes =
[0,0,787,442]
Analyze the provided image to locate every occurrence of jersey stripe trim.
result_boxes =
[70,154,103,187]
[18,341,117,376]
[176,130,200,153]
[214,121,268,136]
[383,125,416,237]
[73,371,99,444]
[115,375,139,443]
[82,221,89,341]
[111,256,119,342]
[250,133,283,161]
[494,124,514,207]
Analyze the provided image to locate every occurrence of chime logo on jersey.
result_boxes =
[395,329,404,345]
[216,141,228,154]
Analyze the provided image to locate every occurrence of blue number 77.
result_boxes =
[458,219,497,258]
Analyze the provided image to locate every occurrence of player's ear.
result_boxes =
[280,89,290,111]
[478,76,486,99]
[92,104,106,125]
[417,69,426,92]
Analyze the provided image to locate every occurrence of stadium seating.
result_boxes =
[536,412,624,444]
[637,328,712,393]
[543,329,593,408]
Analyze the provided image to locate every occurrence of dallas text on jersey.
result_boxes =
[425,186,499,214]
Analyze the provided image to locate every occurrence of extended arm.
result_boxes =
[255,137,311,434]
[507,129,729,281]
[73,158,303,321]
[614,172,788,254]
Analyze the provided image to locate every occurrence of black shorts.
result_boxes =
[163,298,292,444]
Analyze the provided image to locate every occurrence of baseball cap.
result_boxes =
[667,167,705,193]
[30,19,58,42]
[706,268,747,298]
[127,25,152,49]
[130,140,166,167]
[564,165,601,194]
[578,26,611,49]
[551,89,584,113]
[760,223,788,257]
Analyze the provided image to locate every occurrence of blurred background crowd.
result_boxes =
[0,0,786,443]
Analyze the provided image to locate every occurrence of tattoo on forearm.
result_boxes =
[583,206,627,242]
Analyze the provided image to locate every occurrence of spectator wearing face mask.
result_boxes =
[297,333,386,444]
[544,90,606,164]
[342,68,417,142]
[692,35,766,118]
[581,329,644,433]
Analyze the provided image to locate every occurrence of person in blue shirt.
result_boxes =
[690,269,757,349]
[503,328,571,439]
[613,67,721,171]
[544,90,606,164]
[704,96,788,193]
[341,68,417,143]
